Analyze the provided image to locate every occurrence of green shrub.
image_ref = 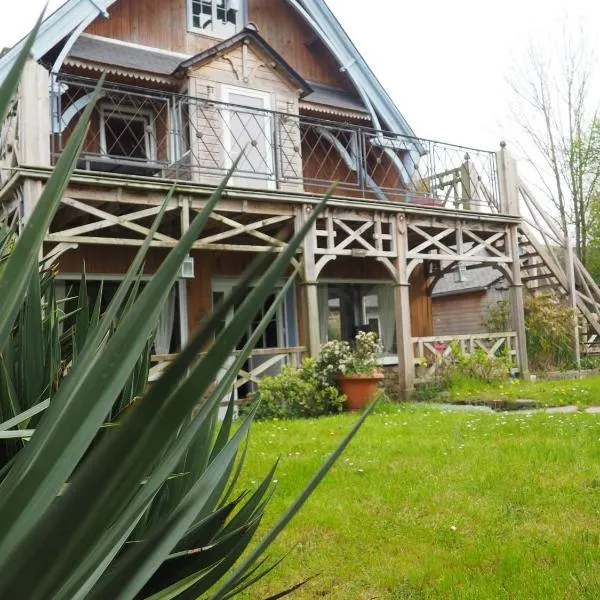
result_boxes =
[251,358,346,420]
[524,295,575,371]
[439,342,512,384]
[484,296,576,371]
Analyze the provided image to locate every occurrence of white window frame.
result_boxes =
[187,0,244,39]
[212,277,287,348]
[220,85,275,190]
[99,105,157,162]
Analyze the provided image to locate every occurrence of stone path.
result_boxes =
[427,403,600,414]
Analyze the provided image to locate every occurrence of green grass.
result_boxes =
[236,403,600,599]
[438,374,600,407]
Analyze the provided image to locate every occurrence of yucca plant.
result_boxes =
[0,16,375,599]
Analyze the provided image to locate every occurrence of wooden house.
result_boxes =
[2,0,565,400]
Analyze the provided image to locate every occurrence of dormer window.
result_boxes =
[188,0,244,38]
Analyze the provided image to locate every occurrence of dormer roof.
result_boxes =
[175,27,312,97]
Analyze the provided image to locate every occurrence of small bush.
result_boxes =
[484,295,576,371]
[524,295,575,371]
[438,342,512,385]
[250,358,346,420]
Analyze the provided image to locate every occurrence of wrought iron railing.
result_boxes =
[50,74,500,212]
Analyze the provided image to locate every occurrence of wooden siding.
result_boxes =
[186,40,303,191]
[410,264,433,338]
[432,291,488,336]
[86,0,352,89]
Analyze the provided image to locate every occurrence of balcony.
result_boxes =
[50,74,501,212]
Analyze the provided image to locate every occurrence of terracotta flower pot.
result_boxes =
[337,371,384,411]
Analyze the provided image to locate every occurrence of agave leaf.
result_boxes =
[173,498,242,554]
[0,74,104,355]
[210,398,379,598]
[139,517,264,598]
[0,164,232,564]
[0,399,50,432]
[219,460,279,538]
[257,575,320,600]
[32,264,308,598]
[85,406,260,600]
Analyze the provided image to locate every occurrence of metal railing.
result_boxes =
[50,74,500,212]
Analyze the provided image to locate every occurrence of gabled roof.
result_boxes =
[0,0,416,138]
[175,27,312,96]
[432,266,506,298]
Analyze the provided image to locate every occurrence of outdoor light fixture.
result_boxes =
[180,255,195,279]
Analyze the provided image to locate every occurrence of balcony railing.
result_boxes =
[50,74,501,212]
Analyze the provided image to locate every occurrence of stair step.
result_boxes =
[522,274,560,282]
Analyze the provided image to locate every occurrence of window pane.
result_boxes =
[190,0,239,34]
[104,115,148,159]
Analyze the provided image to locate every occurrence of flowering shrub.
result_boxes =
[250,358,345,420]
[314,339,351,385]
[315,331,382,384]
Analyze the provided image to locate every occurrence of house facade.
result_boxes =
[0,0,534,399]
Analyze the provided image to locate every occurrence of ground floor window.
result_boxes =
[318,282,396,354]
[57,278,181,355]
[211,278,298,398]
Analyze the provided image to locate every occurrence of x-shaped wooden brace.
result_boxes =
[47,198,179,244]
[195,212,292,249]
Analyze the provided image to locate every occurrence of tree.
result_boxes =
[507,29,600,266]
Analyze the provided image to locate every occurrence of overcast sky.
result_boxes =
[1,0,599,153]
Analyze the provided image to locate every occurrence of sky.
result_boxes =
[1,0,599,153]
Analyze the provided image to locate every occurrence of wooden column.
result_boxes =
[299,205,321,357]
[565,233,581,368]
[394,214,415,398]
[497,143,529,378]
[179,196,190,346]
[19,60,51,224]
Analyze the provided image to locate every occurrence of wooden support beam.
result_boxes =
[299,205,321,358]
[565,234,581,368]
[19,60,50,169]
[498,145,529,377]
[394,214,415,398]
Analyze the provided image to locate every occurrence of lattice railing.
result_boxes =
[50,73,500,211]
[412,332,518,379]
[149,346,307,403]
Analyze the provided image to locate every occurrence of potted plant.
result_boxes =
[316,331,384,410]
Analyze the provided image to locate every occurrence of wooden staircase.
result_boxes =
[515,180,600,357]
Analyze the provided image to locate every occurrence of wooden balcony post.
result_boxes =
[497,142,529,378]
[19,59,51,168]
[394,214,415,398]
[19,60,51,223]
[298,205,321,357]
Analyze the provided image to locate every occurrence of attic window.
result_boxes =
[188,0,243,38]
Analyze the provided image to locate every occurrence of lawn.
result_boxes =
[236,403,600,599]
[430,374,600,407]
